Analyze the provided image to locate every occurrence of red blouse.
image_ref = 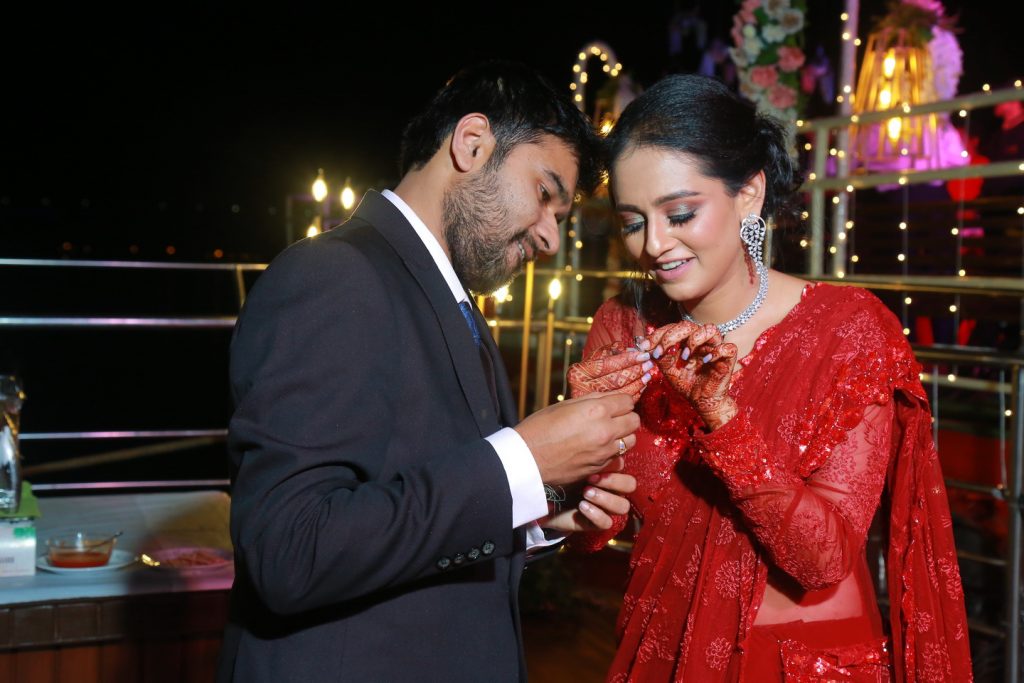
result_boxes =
[576,283,972,682]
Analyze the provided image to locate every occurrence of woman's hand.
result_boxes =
[539,472,637,533]
[567,340,653,402]
[647,322,739,430]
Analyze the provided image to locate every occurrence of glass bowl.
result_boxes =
[46,531,120,568]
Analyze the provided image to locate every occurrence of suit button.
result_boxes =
[453,553,466,565]
[481,541,495,556]
[468,548,481,561]
[437,557,451,571]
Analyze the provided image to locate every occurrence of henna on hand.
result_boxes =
[567,342,651,401]
[653,323,739,430]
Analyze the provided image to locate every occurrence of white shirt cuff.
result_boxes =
[485,427,548,528]
[525,521,565,552]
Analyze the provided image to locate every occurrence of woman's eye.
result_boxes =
[621,221,644,235]
[540,186,550,203]
[668,212,695,226]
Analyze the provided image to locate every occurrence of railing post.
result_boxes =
[1006,364,1023,683]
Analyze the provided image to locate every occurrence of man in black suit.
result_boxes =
[218,61,642,682]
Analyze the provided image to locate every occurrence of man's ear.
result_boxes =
[738,170,766,216]
[450,113,496,173]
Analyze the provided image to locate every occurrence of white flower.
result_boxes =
[778,8,805,35]
[743,35,764,60]
[729,46,750,68]
[764,0,791,19]
[742,24,757,38]
[762,23,786,43]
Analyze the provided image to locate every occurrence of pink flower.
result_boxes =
[750,65,779,89]
[778,46,805,72]
[768,83,797,109]
[738,0,761,23]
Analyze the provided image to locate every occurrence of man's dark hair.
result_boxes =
[399,60,601,193]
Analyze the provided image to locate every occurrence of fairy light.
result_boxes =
[796,119,805,128]
[808,172,817,181]
[851,255,859,263]
[802,211,810,219]
[603,64,611,73]
[800,239,809,248]
[958,269,966,277]
[854,38,862,46]
[850,115,859,123]
[586,316,594,324]
[1017,207,1024,215]
[982,83,991,92]
[843,85,852,94]
[959,109,967,118]
[846,220,855,229]
[1016,80,1023,88]
[804,142,812,151]
[899,221,907,230]
[951,227,959,235]
[829,148,838,156]
[837,95,845,103]
[575,274,583,282]
[905,297,913,305]
[842,31,851,40]
[556,394,565,402]
[838,232,847,240]
[832,196,841,205]
[573,64,581,73]
[569,83,577,91]
[846,185,854,193]
[897,253,906,262]
[949,304,958,312]
[565,338,573,346]
[829,246,838,254]
[948,374,957,383]
[574,240,583,249]
[898,176,908,186]
[837,270,846,279]
[841,12,849,20]
[1007,409,1014,417]
[903,328,911,336]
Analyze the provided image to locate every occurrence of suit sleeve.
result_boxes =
[228,238,516,615]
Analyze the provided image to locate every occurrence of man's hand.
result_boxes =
[567,340,652,402]
[515,392,639,486]
[539,472,637,533]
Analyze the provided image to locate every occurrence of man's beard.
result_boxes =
[443,165,529,295]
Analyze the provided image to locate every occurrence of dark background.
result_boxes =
[6,1,1022,263]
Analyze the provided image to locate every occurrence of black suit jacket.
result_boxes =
[218,191,528,682]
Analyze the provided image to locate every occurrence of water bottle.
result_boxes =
[0,376,25,513]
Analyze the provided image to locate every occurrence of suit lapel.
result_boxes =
[353,191,501,436]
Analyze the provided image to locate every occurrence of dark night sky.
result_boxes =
[5,1,1022,262]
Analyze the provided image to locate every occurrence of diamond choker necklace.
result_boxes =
[678,260,769,336]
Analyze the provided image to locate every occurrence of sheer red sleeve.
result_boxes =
[692,401,894,591]
[572,299,641,551]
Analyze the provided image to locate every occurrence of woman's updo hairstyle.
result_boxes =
[605,74,801,221]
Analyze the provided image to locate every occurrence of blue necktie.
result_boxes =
[458,300,483,347]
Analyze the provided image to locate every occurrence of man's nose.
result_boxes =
[535,210,561,256]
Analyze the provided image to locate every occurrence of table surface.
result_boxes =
[0,490,234,606]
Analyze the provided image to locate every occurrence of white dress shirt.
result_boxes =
[381,190,554,541]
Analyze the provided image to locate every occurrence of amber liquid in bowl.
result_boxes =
[49,550,112,568]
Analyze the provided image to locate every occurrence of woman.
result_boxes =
[568,75,972,682]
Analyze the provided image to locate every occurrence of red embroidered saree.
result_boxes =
[577,283,972,682]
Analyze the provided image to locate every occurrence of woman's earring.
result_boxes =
[740,213,767,265]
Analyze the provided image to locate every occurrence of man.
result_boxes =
[218,61,640,682]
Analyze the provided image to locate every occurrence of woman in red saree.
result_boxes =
[568,75,972,681]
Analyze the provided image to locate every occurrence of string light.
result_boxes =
[808,173,817,181]
[842,32,851,40]
[949,304,958,312]
[958,269,967,277]
[841,12,849,20]
[903,328,911,336]
[574,240,583,249]
[899,221,907,230]
[804,142,812,151]
[851,255,860,263]
[832,196,841,204]
[800,239,809,248]
[846,220,855,229]
[575,274,583,282]
[905,297,913,304]
[947,374,957,382]
[897,253,906,262]
[982,83,991,92]
[837,270,846,279]
[846,185,854,192]
[898,176,908,185]
[838,232,847,240]
[854,38,862,46]
[959,109,967,118]
[1006,409,1013,417]
[829,246,838,254]
[951,227,959,235]
[850,115,859,123]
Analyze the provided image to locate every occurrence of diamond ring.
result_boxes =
[617,438,627,456]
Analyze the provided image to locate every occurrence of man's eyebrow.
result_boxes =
[544,169,570,205]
